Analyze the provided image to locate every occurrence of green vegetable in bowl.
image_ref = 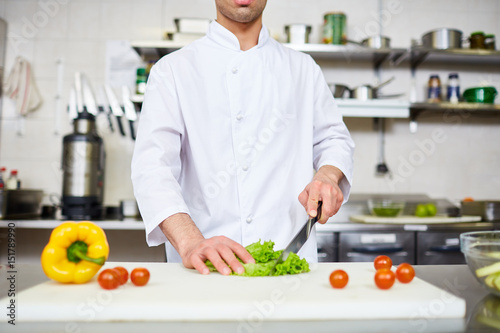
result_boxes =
[205,240,310,276]
[372,207,401,217]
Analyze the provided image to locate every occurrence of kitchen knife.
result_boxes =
[121,86,137,140]
[74,72,84,114]
[104,84,126,136]
[67,86,78,121]
[81,74,98,116]
[269,201,322,276]
[97,86,114,132]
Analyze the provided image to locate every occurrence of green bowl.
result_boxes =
[463,86,498,104]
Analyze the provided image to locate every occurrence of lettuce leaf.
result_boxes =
[205,239,310,276]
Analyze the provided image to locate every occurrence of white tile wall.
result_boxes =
[0,0,499,208]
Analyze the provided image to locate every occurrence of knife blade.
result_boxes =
[97,86,114,133]
[121,86,137,140]
[269,201,322,276]
[104,84,126,136]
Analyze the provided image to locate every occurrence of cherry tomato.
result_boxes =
[396,263,415,283]
[113,266,129,285]
[373,255,392,270]
[329,270,349,289]
[130,267,150,286]
[374,268,396,290]
[98,269,120,290]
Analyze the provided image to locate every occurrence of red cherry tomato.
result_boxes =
[396,263,415,283]
[113,266,129,285]
[329,270,349,289]
[131,268,150,286]
[374,255,392,270]
[374,268,396,290]
[98,269,120,290]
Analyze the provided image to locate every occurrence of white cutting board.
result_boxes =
[350,214,482,224]
[2,262,465,322]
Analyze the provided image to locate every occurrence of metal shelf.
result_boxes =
[410,46,500,70]
[409,102,500,132]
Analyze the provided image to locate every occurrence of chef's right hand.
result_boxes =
[180,236,255,275]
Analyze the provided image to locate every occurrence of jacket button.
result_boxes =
[232,67,238,74]
[246,217,253,223]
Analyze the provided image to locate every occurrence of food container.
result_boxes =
[284,24,312,44]
[322,12,346,45]
[462,87,498,104]
[485,34,496,50]
[470,31,486,49]
[368,199,405,217]
[0,189,43,219]
[462,200,500,221]
[421,28,463,49]
[461,231,500,297]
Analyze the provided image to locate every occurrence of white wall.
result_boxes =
[0,0,499,208]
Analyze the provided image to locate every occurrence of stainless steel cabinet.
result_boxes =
[416,232,464,265]
[338,231,415,265]
[317,232,337,262]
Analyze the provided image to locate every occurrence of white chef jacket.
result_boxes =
[131,21,354,263]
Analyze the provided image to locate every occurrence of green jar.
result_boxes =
[322,12,346,45]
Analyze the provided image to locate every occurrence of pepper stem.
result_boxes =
[67,241,106,266]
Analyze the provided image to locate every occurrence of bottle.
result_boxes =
[0,167,5,188]
[427,75,442,103]
[0,182,4,219]
[6,170,19,190]
[136,68,147,95]
[447,73,460,104]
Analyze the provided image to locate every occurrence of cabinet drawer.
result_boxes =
[417,232,464,265]
[316,232,337,262]
[339,232,415,265]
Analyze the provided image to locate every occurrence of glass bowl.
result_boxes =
[368,199,405,217]
[461,231,500,297]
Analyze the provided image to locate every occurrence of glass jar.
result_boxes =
[470,31,485,49]
[485,34,496,50]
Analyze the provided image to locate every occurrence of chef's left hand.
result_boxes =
[298,165,345,224]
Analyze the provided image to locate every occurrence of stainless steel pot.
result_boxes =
[285,24,312,44]
[350,77,395,100]
[328,83,351,98]
[362,35,391,49]
[422,28,463,49]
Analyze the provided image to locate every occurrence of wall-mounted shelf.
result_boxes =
[409,47,500,71]
[336,99,410,118]
[409,102,500,132]
[131,40,407,69]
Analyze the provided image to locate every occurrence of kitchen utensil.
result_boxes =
[121,86,137,140]
[6,262,466,322]
[350,77,395,100]
[81,74,98,116]
[421,28,463,49]
[462,86,498,104]
[104,84,126,136]
[67,86,78,120]
[461,231,500,297]
[284,24,312,44]
[269,201,322,275]
[0,189,43,219]
[462,200,500,221]
[328,83,351,98]
[361,35,391,49]
[97,86,114,133]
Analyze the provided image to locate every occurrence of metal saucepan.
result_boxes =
[421,28,463,49]
[344,35,391,49]
[350,77,396,100]
[328,83,351,98]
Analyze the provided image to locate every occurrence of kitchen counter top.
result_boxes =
[0,263,497,332]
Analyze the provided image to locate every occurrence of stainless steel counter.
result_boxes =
[0,263,498,332]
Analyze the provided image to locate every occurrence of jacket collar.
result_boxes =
[206,20,270,52]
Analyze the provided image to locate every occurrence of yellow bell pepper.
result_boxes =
[41,221,109,284]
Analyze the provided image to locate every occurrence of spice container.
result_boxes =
[427,75,442,103]
[485,34,496,50]
[470,31,485,49]
[447,73,460,104]
[136,68,147,95]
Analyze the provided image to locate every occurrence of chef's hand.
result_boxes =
[159,213,255,275]
[180,236,255,276]
[298,165,345,224]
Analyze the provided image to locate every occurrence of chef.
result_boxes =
[131,0,354,275]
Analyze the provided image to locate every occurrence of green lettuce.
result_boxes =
[205,239,310,276]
